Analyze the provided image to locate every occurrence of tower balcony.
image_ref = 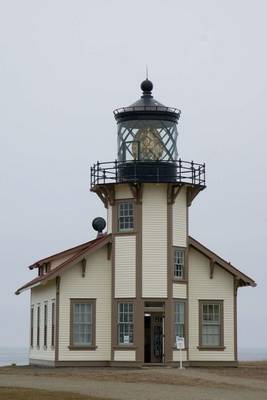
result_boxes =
[90,159,206,189]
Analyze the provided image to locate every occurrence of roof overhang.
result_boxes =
[189,236,256,288]
[16,234,112,295]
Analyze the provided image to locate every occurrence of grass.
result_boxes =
[0,387,110,400]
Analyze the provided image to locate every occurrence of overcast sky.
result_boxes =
[0,0,266,350]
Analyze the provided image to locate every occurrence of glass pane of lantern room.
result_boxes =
[117,119,178,162]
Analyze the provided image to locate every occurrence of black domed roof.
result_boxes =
[113,78,180,122]
[129,79,165,108]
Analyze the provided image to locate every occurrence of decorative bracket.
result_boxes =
[107,242,112,260]
[167,184,182,204]
[129,183,143,204]
[81,258,86,278]
[209,259,215,279]
[91,184,115,208]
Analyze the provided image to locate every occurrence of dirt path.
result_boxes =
[0,366,267,400]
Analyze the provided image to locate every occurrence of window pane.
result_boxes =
[201,302,221,346]
[174,249,185,279]
[118,202,134,231]
[118,302,134,344]
[174,302,185,342]
[73,302,93,346]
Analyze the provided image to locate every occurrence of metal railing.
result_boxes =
[90,159,205,188]
[113,106,181,115]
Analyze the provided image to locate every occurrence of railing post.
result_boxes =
[191,161,194,184]
[115,160,118,183]
[97,161,100,185]
[178,158,182,183]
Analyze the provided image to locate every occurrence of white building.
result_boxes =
[16,79,256,367]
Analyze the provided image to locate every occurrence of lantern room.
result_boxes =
[114,79,181,163]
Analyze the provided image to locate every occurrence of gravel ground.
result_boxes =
[0,363,267,400]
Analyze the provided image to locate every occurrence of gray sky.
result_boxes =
[0,0,266,349]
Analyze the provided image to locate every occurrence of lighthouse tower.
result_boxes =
[90,79,206,364]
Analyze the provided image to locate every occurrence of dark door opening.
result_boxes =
[144,313,164,363]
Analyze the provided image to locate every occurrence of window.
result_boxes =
[51,301,55,348]
[199,301,223,348]
[174,301,185,343]
[174,248,185,279]
[118,201,134,232]
[30,306,34,347]
[37,305,40,348]
[44,303,48,348]
[70,299,96,348]
[117,302,134,345]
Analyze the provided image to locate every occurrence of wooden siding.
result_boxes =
[30,280,56,361]
[51,255,72,270]
[58,246,112,361]
[115,236,136,298]
[142,184,167,298]
[173,283,187,299]
[114,350,136,361]
[188,248,235,361]
[115,184,133,199]
[172,186,187,247]
[173,350,187,362]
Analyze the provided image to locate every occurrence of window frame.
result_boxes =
[37,304,40,348]
[51,301,55,349]
[69,299,96,350]
[173,300,187,349]
[30,306,34,348]
[116,200,135,233]
[43,302,48,349]
[117,301,134,347]
[198,300,225,350]
[173,247,186,281]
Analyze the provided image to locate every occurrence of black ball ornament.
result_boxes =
[92,217,106,233]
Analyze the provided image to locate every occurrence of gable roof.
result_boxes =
[27,238,101,270]
[15,234,112,295]
[189,236,256,287]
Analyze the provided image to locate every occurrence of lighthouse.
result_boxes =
[16,79,255,367]
[90,79,205,363]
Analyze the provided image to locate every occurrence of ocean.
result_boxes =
[0,347,267,366]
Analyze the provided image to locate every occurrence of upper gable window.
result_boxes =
[174,248,185,279]
[118,201,134,232]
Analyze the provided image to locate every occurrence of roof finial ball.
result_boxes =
[140,78,153,97]
[92,217,106,237]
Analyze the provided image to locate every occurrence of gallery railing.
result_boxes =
[90,159,206,188]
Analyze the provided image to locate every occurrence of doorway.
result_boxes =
[144,313,164,363]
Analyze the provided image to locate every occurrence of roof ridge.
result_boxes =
[28,235,107,269]
[16,234,112,295]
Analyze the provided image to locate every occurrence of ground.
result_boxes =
[0,362,267,400]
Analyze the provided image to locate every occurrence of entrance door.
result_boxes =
[144,313,164,363]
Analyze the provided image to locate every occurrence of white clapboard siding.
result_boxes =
[114,350,136,361]
[115,236,136,298]
[59,246,112,361]
[51,255,72,270]
[188,248,235,361]
[142,184,167,298]
[172,186,187,247]
[30,281,56,361]
[107,205,112,233]
[173,350,187,362]
[115,184,133,199]
[173,283,187,299]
